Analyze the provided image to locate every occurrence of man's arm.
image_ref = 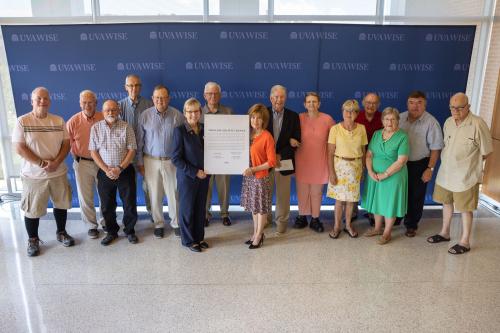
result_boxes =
[14,142,44,167]
[421,149,440,183]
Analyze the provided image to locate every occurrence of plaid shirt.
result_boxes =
[89,119,136,167]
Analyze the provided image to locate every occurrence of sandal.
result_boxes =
[448,243,470,255]
[343,227,358,238]
[364,229,382,237]
[377,235,391,245]
[328,229,341,239]
[427,234,450,244]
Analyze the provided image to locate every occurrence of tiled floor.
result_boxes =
[1,202,499,333]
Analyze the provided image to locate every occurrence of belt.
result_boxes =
[335,155,361,161]
[75,155,93,162]
[145,154,171,161]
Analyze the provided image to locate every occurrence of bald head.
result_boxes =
[449,92,470,123]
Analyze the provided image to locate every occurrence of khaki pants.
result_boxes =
[73,159,104,229]
[205,174,230,218]
[143,156,178,228]
[267,170,291,233]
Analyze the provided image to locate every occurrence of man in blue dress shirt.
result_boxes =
[136,85,184,238]
[118,74,154,219]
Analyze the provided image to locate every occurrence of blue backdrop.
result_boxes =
[3,23,475,207]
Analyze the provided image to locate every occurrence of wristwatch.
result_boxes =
[118,165,124,171]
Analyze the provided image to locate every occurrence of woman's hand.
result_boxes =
[196,169,207,179]
[329,173,337,185]
[368,170,379,182]
[243,167,253,177]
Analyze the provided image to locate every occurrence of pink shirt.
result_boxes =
[295,112,335,184]
[67,111,104,158]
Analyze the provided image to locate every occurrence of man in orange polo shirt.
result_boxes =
[67,90,104,239]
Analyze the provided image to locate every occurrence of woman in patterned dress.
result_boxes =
[240,104,277,249]
[327,99,368,239]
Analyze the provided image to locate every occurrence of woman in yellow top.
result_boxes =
[327,99,368,239]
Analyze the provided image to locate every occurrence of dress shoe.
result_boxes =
[245,239,252,245]
[222,217,232,226]
[101,234,117,246]
[154,227,164,239]
[174,228,181,237]
[309,218,324,233]
[293,215,308,229]
[405,228,416,237]
[189,244,202,252]
[127,234,138,244]
[199,241,209,249]
[87,228,99,239]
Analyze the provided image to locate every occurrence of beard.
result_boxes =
[105,115,117,123]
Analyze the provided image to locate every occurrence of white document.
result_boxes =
[275,159,294,171]
[204,114,250,175]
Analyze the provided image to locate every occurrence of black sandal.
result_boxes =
[427,234,450,244]
[343,228,358,238]
[328,229,341,239]
[448,243,470,255]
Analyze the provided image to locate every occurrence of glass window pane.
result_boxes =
[209,0,268,15]
[385,0,485,16]
[275,0,377,15]
[99,0,203,16]
[0,0,91,17]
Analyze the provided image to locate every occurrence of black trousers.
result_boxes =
[404,157,429,230]
[97,165,137,236]
[177,175,209,247]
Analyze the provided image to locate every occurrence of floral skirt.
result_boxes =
[240,175,272,214]
[327,157,362,202]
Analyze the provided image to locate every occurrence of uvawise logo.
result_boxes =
[49,64,97,72]
[322,62,369,71]
[289,31,338,40]
[219,31,269,40]
[389,63,434,72]
[425,33,473,42]
[185,62,234,71]
[358,33,406,41]
[116,62,165,71]
[11,33,59,42]
[254,62,302,70]
[80,32,128,41]
[149,31,198,40]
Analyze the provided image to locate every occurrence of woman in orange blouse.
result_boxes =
[240,104,277,249]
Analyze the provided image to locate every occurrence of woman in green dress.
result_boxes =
[362,107,409,245]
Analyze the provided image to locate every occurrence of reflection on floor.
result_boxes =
[1,201,499,332]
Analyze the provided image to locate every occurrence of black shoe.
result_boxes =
[189,244,202,252]
[394,217,403,226]
[56,231,75,247]
[27,237,40,257]
[127,234,138,244]
[222,217,232,226]
[199,241,209,249]
[244,239,252,245]
[309,218,324,233]
[293,215,308,229]
[204,218,210,227]
[154,227,164,239]
[101,234,117,246]
[88,228,99,239]
[249,234,265,249]
[174,228,181,237]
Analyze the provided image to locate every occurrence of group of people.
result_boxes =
[13,76,493,257]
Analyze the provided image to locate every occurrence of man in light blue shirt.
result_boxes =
[399,90,443,237]
[136,85,184,238]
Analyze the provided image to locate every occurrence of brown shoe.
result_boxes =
[405,228,416,237]
[377,235,391,245]
[364,229,382,237]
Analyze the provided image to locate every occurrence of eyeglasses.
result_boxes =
[449,104,468,111]
[185,110,200,114]
[204,92,220,96]
[126,84,141,88]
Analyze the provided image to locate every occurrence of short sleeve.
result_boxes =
[88,124,98,151]
[62,119,70,140]
[11,118,25,143]
[478,118,493,156]
[360,125,368,146]
[327,125,337,144]
[427,119,444,150]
